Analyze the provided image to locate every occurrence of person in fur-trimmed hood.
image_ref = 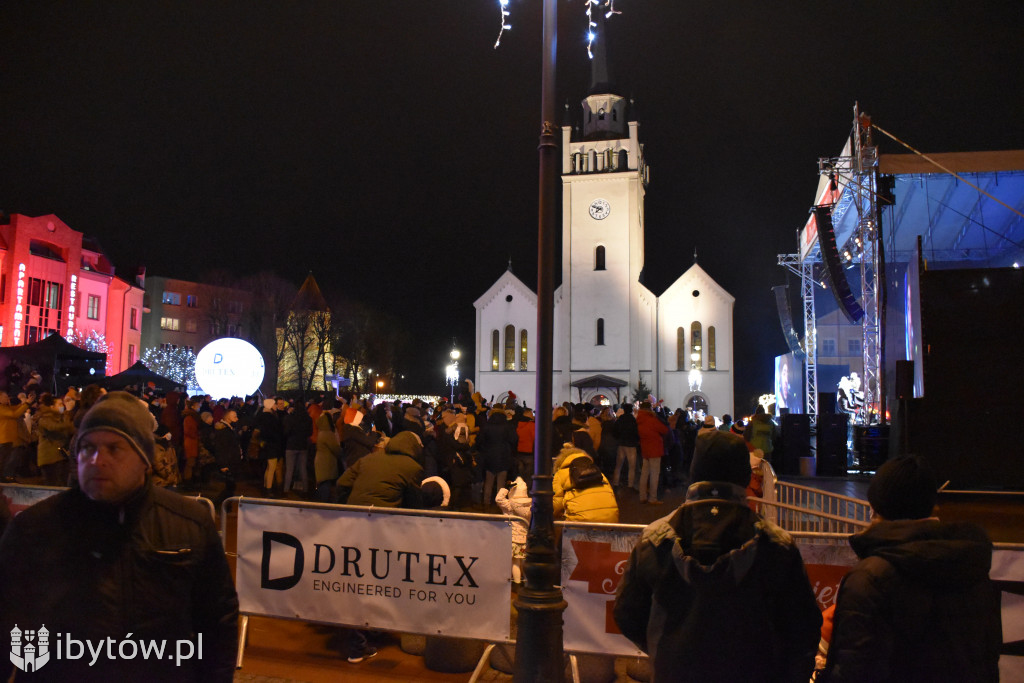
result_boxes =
[613,429,820,683]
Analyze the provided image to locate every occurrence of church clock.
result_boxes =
[589,198,611,220]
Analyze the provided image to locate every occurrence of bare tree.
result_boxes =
[239,271,297,394]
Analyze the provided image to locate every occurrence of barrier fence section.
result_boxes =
[225,496,522,667]
[771,480,873,532]
[0,482,216,522]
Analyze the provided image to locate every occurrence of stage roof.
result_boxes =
[803,149,1024,268]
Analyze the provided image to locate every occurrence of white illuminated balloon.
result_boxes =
[195,338,265,400]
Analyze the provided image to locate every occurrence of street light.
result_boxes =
[446,349,460,403]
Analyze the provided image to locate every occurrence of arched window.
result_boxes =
[595,245,606,271]
[708,326,717,370]
[491,330,500,370]
[676,327,686,370]
[504,324,516,371]
[690,321,702,370]
[520,329,528,371]
[597,318,605,346]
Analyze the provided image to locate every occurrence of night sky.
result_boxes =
[2,1,1023,407]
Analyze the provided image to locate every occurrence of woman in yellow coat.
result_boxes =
[552,442,619,523]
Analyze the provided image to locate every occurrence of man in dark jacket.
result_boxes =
[337,431,425,509]
[611,404,640,489]
[820,456,1001,682]
[613,429,821,682]
[0,391,238,682]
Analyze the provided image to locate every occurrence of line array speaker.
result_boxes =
[814,205,864,324]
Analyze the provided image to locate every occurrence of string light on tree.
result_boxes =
[142,346,200,392]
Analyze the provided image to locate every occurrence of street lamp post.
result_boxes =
[514,0,566,680]
[446,348,460,403]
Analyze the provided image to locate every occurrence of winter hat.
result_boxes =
[404,406,422,420]
[702,415,716,428]
[867,456,938,521]
[73,391,158,468]
[690,430,751,488]
[421,476,451,507]
[731,422,746,436]
[510,476,530,499]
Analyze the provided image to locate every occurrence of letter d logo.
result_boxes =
[261,531,304,590]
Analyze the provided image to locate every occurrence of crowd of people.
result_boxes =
[0,367,1003,680]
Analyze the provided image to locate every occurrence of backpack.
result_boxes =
[568,455,604,491]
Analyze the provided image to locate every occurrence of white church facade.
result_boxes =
[474,70,734,416]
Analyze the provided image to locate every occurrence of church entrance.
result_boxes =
[684,393,709,419]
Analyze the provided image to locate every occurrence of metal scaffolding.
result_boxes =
[778,105,883,423]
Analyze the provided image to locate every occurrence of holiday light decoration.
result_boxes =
[69,329,114,374]
[142,346,200,392]
[494,0,621,54]
[494,0,511,48]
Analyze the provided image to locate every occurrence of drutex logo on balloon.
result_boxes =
[195,338,265,399]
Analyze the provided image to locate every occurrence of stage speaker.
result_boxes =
[816,413,849,476]
[779,414,810,476]
[814,205,865,324]
[853,424,890,472]
[895,360,914,400]
[817,392,837,415]
[773,285,805,358]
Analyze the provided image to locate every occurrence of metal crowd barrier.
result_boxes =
[771,479,872,531]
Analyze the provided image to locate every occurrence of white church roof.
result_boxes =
[473,269,537,310]
[661,261,735,305]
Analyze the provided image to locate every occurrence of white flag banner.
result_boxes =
[236,502,513,641]
[561,525,644,657]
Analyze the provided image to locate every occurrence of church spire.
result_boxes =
[581,10,627,141]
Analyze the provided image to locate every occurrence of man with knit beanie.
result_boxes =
[0,391,238,681]
[614,429,821,682]
[819,456,1001,682]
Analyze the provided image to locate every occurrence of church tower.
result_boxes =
[558,18,651,396]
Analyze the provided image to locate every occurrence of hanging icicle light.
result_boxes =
[492,0,622,56]
[494,0,512,49]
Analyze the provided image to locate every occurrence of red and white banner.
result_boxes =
[560,525,859,656]
[236,502,513,641]
[0,484,64,515]
[561,525,644,657]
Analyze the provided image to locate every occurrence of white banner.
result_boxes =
[560,526,857,656]
[561,525,644,657]
[236,502,513,641]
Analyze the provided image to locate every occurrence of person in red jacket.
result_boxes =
[636,401,669,504]
[515,409,536,488]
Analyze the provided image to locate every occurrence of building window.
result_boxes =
[676,327,686,370]
[87,295,101,320]
[162,291,181,305]
[595,245,606,271]
[128,344,137,364]
[130,307,139,330]
[708,326,717,370]
[186,294,198,308]
[597,318,605,346]
[822,339,836,356]
[227,324,240,337]
[209,321,221,336]
[491,330,500,370]
[520,329,528,371]
[185,319,197,333]
[848,338,862,356]
[690,321,702,370]
[504,325,516,371]
[160,317,180,331]
[227,300,243,314]
[25,277,64,344]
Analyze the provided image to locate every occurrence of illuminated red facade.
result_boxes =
[0,214,144,374]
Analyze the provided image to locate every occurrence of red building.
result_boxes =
[0,214,144,374]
